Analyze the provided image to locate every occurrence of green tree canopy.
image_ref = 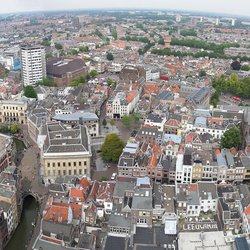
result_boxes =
[180,29,197,37]
[102,119,107,126]
[199,70,207,77]
[10,124,19,134]
[101,133,125,162]
[241,64,250,71]
[89,70,98,78]
[55,43,63,50]
[79,46,89,52]
[158,38,165,45]
[220,127,242,150]
[121,115,133,129]
[23,85,37,99]
[38,77,54,87]
[107,52,114,61]
[121,113,141,129]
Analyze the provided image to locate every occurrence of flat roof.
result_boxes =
[179,231,232,250]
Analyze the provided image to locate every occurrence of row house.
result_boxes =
[144,113,167,132]
[111,176,153,231]
[106,89,140,119]
[183,182,217,217]
[217,184,241,232]
[162,134,182,157]
[0,134,13,174]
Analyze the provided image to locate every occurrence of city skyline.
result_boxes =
[0,0,249,17]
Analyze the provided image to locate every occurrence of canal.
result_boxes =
[5,196,39,250]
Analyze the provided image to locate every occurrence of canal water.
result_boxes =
[5,196,39,250]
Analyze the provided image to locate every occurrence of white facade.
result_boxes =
[21,46,46,86]
[175,154,193,184]
[107,91,140,119]
[145,69,160,81]
[186,123,225,140]
[3,206,14,234]
[144,117,166,132]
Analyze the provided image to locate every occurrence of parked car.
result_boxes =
[111,173,117,180]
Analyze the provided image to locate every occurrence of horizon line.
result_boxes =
[0,8,249,19]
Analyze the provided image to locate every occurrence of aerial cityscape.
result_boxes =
[0,1,249,250]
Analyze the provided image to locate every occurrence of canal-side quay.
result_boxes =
[4,131,48,250]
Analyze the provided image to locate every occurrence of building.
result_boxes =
[0,100,27,124]
[27,108,49,143]
[224,47,250,57]
[144,113,167,132]
[179,231,232,250]
[176,14,182,22]
[106,90,140,119]
[40,122,92,184]
[46,57,87,86]
[0,134,13,173]
[21,45,46,86]
[0,210,8,250]
[52,112,99,137]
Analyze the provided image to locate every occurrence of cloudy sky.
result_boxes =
[0,0,249,17]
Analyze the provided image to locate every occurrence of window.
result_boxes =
[79,161,82,166]
[63,170,66,175]
[74,169,77,175]
[79,169,82,175]
[63,162,66,167]
[58,170,61,175]
[48,170,50,175]
[73,162,76,167]
[84,169,87,175]
[84,161,87,166]
[68,170,72,175]
[68,162,71,167]
[52,162,55,167]
[47,163,50,168]
[58,162,60,167]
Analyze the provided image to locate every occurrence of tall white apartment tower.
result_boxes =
[21,46,46,86]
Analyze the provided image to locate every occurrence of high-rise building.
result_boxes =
[216,18,220,26]
[21,45,46,86]
[176,14,182,22]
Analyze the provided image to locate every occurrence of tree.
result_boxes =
[102,119,107,126]
[199,70,207,77]
[158,38,165,45]
[38,77,54,87]
[100,176,108,182]
[231,60,241,71]
[106,78,117,88]
[101,134,125,162]
[23,86,37,99]
[241,64,250,71]
[106,52,114,61]
[220,127,242,150]
[69,49,78,55]
[110,119,115,127]
[55,43,63,50]
[79,46,89,52]
[10,124,19,134]
[138,48,143,55]
[90,70,98,78]
[121,115,133,129]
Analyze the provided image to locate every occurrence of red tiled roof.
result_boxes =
[126,90,138,103]
[96,182,115,202]
[69,188,85,202]
[43,205,69,223]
